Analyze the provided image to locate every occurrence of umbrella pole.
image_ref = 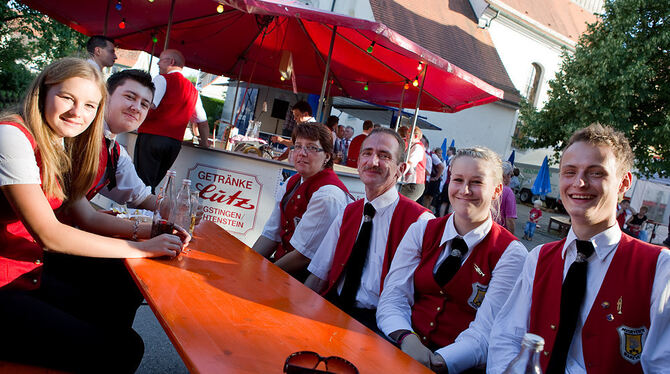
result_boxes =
[229,60,245,126]
[103,0,111,36]
[148,39,156,74]
[405,67,428,165]
[395,83,407,130]
[164,0,176,50]
[316,26,337,123]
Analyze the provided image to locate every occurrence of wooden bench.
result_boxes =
[125,221,432,373]
[548,215,571,237]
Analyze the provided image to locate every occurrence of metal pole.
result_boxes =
[103,0,112,36]
[163,0,176,50]
[316,26,337,122]
[148,39,156,74]
[229,60,245,126]
[395,82,407,130]
[405,67,428,165]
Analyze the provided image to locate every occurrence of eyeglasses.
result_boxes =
[283,351,358,374]
[290,145,324,154]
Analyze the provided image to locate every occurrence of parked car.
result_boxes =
[515,161,564,212]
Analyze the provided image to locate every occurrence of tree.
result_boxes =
[1,0,86,108]
[515,0,670,177]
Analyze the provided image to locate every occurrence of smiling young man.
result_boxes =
[488,124,670,374]
[86,69,156,210]
[305,128,433,332]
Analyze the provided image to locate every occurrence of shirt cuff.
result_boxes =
[435,341,478,374]
[378,315,413,339]
[306,262,328,281]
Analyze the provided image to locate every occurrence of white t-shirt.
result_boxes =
[0,125,41,186]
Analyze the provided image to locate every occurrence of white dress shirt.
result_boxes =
[152,71,207,123]
[0,125,41,186]
[308,187,434,309]
[487,224,670,374]
[261,175,352,260]
[96,123,152,207]
[377,215,527,374]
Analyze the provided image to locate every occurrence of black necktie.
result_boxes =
[434,237,468,287]
[104,138,119,190]
[339,203,376,308]
[546,239,595,374]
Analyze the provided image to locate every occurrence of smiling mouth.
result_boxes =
[569,194,595,200]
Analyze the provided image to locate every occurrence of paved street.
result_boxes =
[511,201,570,250]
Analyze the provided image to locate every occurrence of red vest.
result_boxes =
[409,142,426,184]
[0,122,62,290]
[322,195,428,296]
[86,137,121,200]
[411,216,515,349]
[275,168,349,260]
[345,134,367,168]
[616,211,626,229]
[529,234,660,374]
[138,72,198,141]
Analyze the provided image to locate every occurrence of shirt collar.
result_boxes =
[365,186,398,213]
[167,70,182,75]
[103,121,115,141]
[562,224,622,260]
[440,214,493,250]
[87,58,101,71]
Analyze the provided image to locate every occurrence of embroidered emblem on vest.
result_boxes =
[293,217,301,227]
[468,282,488,309]
[617,325,647,364]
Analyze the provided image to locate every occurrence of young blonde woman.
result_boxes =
[376,147,527,373]
[0,58,188,373]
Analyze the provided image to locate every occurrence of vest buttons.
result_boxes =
[544,351,549,356]
[297,195,301,199]
[429,322,434,327]
[436,307,441,311]
[32,278,38,284]
[422,336,427,341]
[439,290,444,295]
[34,259,42,265]
[550,324,556,330]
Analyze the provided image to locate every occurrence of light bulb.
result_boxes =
[148,0,154,2]
[217,4,224,13]
[366,41,375,54]
[152,35,158,43]
[404,82,410,90]
[412,78,419,87]
[280,75,286,81]
[115,1,122,11]
[119,19,126,29]
[417,62,423,71]
[363,83,369,91]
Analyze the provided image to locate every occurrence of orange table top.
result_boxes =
[125,221,431,374]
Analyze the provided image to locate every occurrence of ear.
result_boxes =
[618,171,633,195]
[397,162,408,178]
[492,182,503,201]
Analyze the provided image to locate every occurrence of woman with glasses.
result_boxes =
[254,123,352,281]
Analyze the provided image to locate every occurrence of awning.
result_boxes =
[332,97,441,131]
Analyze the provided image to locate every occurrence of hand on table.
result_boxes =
[136,234,183,257]
[172,224,192,248]
[400,333,434,368]
[429,353,447,373]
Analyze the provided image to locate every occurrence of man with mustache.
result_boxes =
[306,128,433,332]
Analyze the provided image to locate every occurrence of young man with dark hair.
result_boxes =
[488,124,670,374]
[306,128,433,331]
[86,35,117,70]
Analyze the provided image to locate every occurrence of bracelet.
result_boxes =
[396,331,417,346]
[132,220,140,241]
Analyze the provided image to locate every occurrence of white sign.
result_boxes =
[187,163,263,235]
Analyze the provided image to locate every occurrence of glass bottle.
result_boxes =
[189,191,202,236]
[170,179,192,234]
[150,170,177,237]
[502,333,544,374]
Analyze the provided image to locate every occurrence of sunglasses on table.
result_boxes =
[283,351,359,374]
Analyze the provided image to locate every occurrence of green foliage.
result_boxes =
[0,0,86,109]
[200,95,224,130]
[516,0,670,177]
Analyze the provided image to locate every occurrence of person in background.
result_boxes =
[399,127,426,201]
[0,58,188,373]
[338,125,354,164]
[488,124,670,374]
[421,140,443,211]
[510,167,521,193]
[437,146,456,217]
[86,35,117,71]
[616,199,634,229]
[326,115,339,145]
[495,161,517,234]
[272,100,316,161]
[253,123,352,281]
[523,200,543,241]
[306,128,432,332]
[345,119,373,168]
[134,49,209,193]
[625,205,649,239]
[377,147,526,373]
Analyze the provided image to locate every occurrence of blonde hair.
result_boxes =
[0,58,106,203]
[450,146,504,219]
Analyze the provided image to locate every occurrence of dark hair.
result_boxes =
[365,128,406,164]
[362,120,374,131]
[326,115,339,131]
[292,123,334,168]
[292,100,312,116]
[86,35,115,55]
[107,69,156,96]
[421,135,429,148]
[563,123,633,176]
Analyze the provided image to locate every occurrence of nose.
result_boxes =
[460,182,471,195]
[129,100,141,112]
[572,171,587,188]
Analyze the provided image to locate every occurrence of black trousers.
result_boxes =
[0,255,145,373]
[134,133,182,194]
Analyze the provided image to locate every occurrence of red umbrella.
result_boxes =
[21,0,503,113]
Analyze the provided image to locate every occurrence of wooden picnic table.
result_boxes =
[548,215,571,237]
[125,221,432,374]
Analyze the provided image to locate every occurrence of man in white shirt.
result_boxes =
[86,35,117,71]
[306,128,433,332]
[488,124,670,374]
